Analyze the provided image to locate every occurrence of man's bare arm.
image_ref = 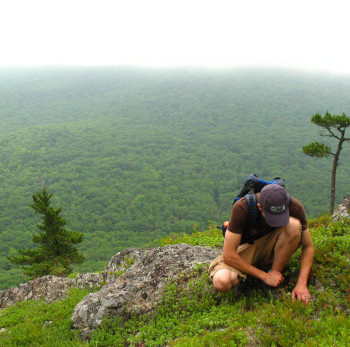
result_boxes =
[292,228,314,304]
[223,231,284,287]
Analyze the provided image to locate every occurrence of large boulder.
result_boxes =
[332,194,350,221]
[71,244,219,337]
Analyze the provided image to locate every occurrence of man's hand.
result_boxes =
[262,271,284,287]
[292,283,311,304]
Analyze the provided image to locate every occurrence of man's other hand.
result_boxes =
[292,284,311,304]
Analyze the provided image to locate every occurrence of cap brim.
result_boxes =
[264,207,290,228]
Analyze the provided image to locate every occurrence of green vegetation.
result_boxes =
[0,216,348,346]
[9,188,84,278]
[0,288,91,346]
[1,67,350,289]
[154,221,223,248]
[303,111,350,214]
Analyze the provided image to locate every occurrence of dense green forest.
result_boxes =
[0,67,350,289]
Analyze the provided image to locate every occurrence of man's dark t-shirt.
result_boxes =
[227,193,308,244]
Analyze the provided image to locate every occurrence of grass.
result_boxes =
[0,288,91,346]
[0,217,349,346]
[153,221,223,248]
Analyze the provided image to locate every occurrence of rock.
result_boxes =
[71,244,219,337]
[41,321,53,328]
[102,248,146,284]
[332,194,350,221]
[0,275,75,309]
[0,244,219,337]
[0,272,103,309]
[75,273,103,289]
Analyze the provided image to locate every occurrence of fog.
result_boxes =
[1,0,349,74]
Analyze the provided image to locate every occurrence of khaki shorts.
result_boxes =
[209,230,282,281]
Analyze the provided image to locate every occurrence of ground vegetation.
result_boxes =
[0,216,348,346]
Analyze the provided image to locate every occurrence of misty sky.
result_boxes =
[1,0,349,74]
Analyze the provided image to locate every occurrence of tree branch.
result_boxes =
[322,127,339,139]
[320,133,341,140]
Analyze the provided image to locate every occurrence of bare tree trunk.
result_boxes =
[330,156,338,214]
[330,136,344,214]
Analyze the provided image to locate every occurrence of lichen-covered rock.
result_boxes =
[71,244,219,337]
[102,247,146,284]
[75,273,103,289]
[332,194,350,221]
[0,272,104,309]
[0,275,75,309]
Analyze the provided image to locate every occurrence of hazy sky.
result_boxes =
[1,0,350,74]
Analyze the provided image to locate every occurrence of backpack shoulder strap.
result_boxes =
[245,192,258,244]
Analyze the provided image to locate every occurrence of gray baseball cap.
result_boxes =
[259,184,290,227]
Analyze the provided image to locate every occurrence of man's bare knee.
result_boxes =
[213,269,240,292]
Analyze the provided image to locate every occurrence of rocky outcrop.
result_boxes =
[0,244,219,336]
[71,244,219,337]
[0,273,103,309]
[332,194,350,221]
[0,275,75,309]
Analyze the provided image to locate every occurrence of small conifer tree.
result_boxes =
[303,111,350,214]
[9,187,84,278]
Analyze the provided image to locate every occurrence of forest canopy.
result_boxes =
[0,67,350,289]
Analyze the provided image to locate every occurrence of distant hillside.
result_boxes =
[0,67,350,289]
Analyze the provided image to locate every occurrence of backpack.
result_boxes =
[222,173,291,243]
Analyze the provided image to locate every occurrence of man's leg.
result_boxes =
[271,217,302,273]
[210,243,256,293]
[213,269,240,292]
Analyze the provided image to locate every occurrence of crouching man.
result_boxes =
[209,184,314,304]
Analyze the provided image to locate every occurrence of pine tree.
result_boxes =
[9,187,84,278]
[303,111,350,214]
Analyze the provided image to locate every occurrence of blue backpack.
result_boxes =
[222,174,290,243]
